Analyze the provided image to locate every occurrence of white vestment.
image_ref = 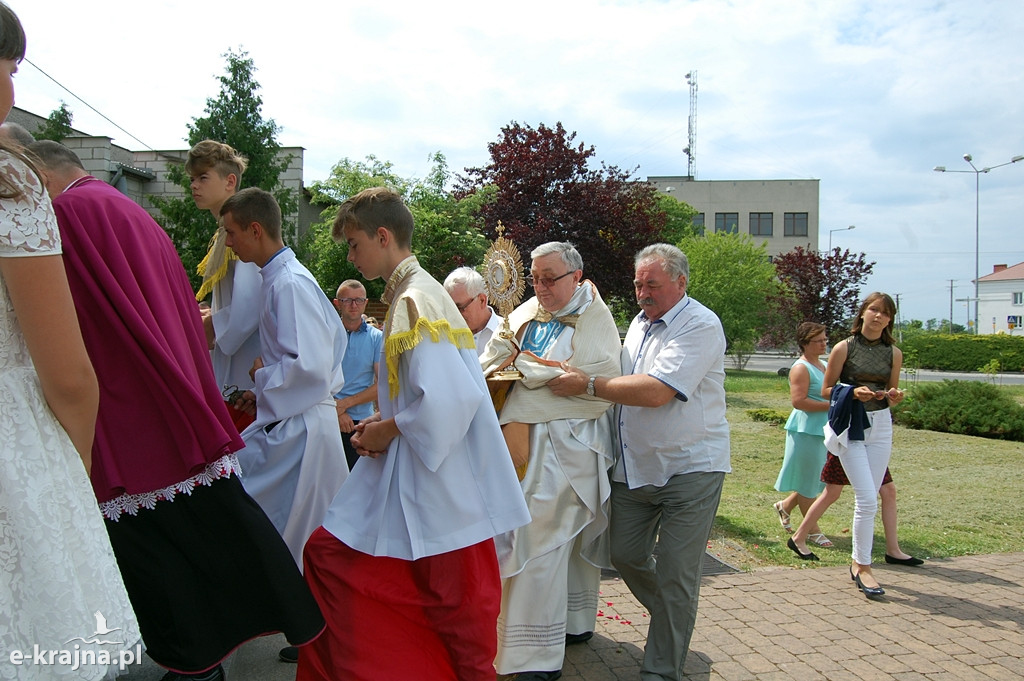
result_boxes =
[322,256,530,560]
[239,248,349,569]
[484,282,621,675]
[211,258,262,392]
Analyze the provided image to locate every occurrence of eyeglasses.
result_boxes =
[526,271,575,288]
[337,297,367,305]
[454,298,475,312]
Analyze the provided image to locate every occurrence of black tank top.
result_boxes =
[840,334,893,412]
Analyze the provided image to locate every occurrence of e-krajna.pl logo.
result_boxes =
[6,611,142,672]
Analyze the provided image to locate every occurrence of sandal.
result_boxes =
[772,501,792,533]
[808,532,833,548]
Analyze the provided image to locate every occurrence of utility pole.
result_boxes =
[894,293,902,343]
[948,279,955,333]
[684,70,697,179]
[934,153,1024,333]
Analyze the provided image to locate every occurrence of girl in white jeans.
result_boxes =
[821,293,904,600]
[839,407,893,566]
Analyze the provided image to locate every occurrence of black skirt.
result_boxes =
[104,474,325,673]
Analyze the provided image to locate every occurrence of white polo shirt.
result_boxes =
[613,294,732,489]
[474,307,503,356]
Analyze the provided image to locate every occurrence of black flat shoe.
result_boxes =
[851,567,885,600]
[565,631,593,645]
[787,537,819,561]
[885,554,924,566]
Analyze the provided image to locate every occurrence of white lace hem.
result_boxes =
[99,453,242,521]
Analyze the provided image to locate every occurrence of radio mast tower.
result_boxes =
[684,70,697,179]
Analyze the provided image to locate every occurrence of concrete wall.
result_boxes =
[647,176,821,258]
[54,133,315,240]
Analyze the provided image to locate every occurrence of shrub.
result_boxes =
[893,380,1024,441]
[899,334,1024,372]
[979,358,1001,382]
[746,408,789,426]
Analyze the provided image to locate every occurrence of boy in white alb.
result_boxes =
[220,187,348,571]
[297,187,530,681]
[189,140,262,429]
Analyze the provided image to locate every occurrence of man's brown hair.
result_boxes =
[221,187,282,241]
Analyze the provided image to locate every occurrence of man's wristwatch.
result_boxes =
[586,375,597,396]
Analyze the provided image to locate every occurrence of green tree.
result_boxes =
[899,319,966,337]
[658,193,701,244]
[406,153,492,279]
[678,232,782,368]
[764,246,875,346]
[34,102,73,141]
[150,49,296,292]
[301,153,489,298]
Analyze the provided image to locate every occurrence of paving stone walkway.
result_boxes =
[130,552,1022,680]
[562,552,1024,680]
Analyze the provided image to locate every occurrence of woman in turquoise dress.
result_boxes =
[772,322,832,547]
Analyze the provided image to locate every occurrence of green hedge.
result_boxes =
[892,380,1024,441]
[899,334,1024,372]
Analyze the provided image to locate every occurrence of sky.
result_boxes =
[10,0,1024,326]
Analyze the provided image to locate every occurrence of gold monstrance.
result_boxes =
[483,221,526,380]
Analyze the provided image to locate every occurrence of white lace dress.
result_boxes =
[0,154,141,680]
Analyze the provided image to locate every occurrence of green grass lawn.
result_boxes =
[716,370,1024,571]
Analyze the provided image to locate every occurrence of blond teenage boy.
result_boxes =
[187,140,261,428]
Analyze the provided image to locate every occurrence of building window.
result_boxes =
[749,212,773,236]
[692,213,704,235]
[715,212,738,234]
[1014,292,1023,306]
[784,212,808,237]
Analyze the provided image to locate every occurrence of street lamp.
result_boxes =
[827,225,855,252]
[934,154,1024,333]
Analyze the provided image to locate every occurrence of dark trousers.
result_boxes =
[341,425,361,471]
[610,472,725,681]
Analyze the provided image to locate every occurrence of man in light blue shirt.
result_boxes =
[549,243,730,681]
[332,279,383,470]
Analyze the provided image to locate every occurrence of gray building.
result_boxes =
[647,176,820,258]
[9,106,321,242]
